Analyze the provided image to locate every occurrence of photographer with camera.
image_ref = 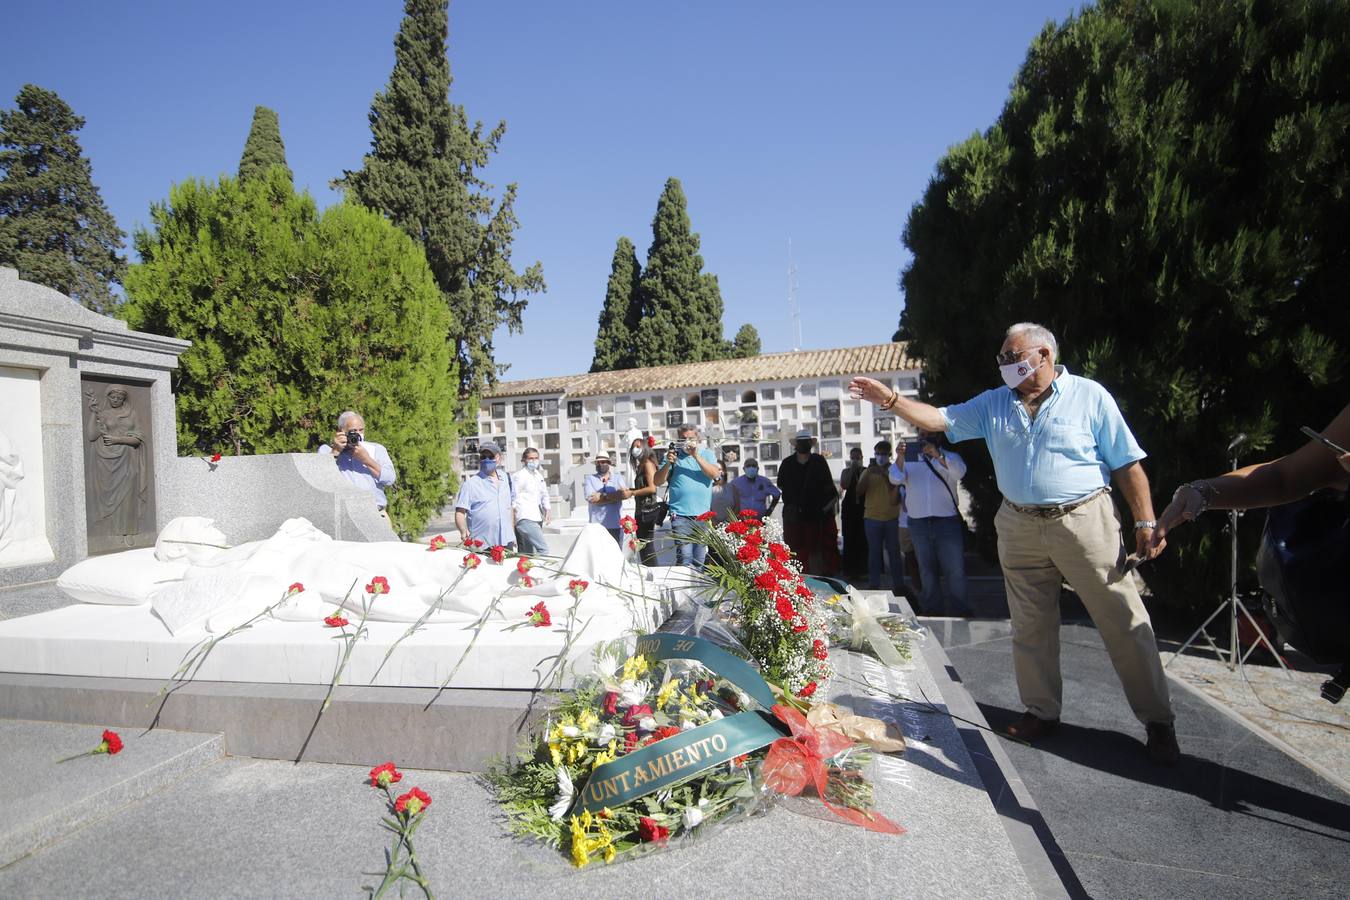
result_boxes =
[319,410,397,519]
[654,424,721,568]
[891,431,971,616]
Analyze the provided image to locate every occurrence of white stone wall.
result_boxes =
[465,366,922,490]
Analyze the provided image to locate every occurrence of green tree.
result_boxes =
[336,0,543,408]
[900,0,1350,614]
[590,236,641,372]
[0,84,126,311]
[237,105,292,185]
[121,168,456,536]
[634,178,724,367]
[728,323,761,359]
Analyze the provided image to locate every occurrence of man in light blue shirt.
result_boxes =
[850,322,1179,766]
[583,451,629,544]
[655,424,721,568]
[319,410,397,518]
[454,440,516,549]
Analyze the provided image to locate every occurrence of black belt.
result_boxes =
[1003,488,1107,519]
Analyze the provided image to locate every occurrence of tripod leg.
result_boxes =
[1166,599,1233,668]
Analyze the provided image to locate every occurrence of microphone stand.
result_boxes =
[1168,437,1291,674]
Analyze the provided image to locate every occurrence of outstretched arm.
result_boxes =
[849,376,947,433]
[1112,461,1160,560]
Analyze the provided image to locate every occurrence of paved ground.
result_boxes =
[927,618,1350,900]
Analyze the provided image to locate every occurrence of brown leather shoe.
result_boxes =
[1005,711,1060,742]
[1146,722,1181,766]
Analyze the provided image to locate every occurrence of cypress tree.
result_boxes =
[121,169,455,537]
[237,105,292,185]
[730,323,761,359]
[0,84,126,312]
[590,236,641,372]
[634,178,722,367]
[900,0,1350,614]
[336,0,543,408]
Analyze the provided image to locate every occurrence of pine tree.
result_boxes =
[634,178,722,367]
[0,84,126,312]
[590,236,641,372]
[729,323,761,358]
[237,105,292,185]
[899,0,1350,614]
[336,0,543,407]
[121,169,456,537]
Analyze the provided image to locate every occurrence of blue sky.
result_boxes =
[2,1,1079,381]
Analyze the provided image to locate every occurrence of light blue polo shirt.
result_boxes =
[454,470,517,547]
[666,448,718,517]
[940,367,1145,506]
[583,472,628,529]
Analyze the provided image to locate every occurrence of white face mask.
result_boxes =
[631,446,643,459]
[874,454,889,466]
[526,459,540,471]
[999,355,1042,390]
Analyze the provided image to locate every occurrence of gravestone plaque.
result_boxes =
[567,400,583,419]
[700,388,719,408]
[80,377,157,554]
[513,401,528,417]
[821,399,841,419]
[665,411,684,428]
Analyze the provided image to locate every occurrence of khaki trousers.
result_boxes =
[995,491,1173,725]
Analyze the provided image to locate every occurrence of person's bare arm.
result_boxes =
[849,376,948,432]
[1112,461,1160,559]
[454,509,469,543]
[1152,403,1350,551]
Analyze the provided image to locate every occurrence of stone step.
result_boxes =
[0,718,224,868]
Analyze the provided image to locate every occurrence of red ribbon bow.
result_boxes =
[762,704,904,834]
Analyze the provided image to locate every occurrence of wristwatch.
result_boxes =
[1133,520,1157,530]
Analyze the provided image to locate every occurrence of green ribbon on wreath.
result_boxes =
[572,632,787,815]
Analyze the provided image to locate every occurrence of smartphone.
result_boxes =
[1300,426,1349,455]
[902,441,921,463]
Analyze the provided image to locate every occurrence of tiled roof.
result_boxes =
[485,342,916,399]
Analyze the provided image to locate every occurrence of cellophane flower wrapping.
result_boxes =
[817,586,924,666]
[486,614,778,868]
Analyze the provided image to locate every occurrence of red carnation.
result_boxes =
[462,552,481,569]
[624,731,641,754]
[812,639,829,660]
[287,582,305,595]
[323,614,349,628]
[775,594,796,622]
[427,534,447,551]
[643,725,681,747]
[791,618,809,633]
[567,579,589,599]
[394,786,432,816]
[797,681,817,698]
[516,557,533,575]
[695,510,717,522]
[769,543,792,561]
[754,572,781,592]
[628,538,639,551]
[638,816,670,845]
[726,520,751,536]
[366,575,390,596]
[735,543,761,563]
[738,509,762,519]
[795,583,813,598]
[743,530,764,546]
[462,537,483,549]
[527,601,551,627]
[621,704,653,728]
[489,544,506,564]
[601,691,620,716]
[369,762,403,787]
[209,452,222,463]
[620,515,638,535]
[100,729,123,755]
[646,435,657,447]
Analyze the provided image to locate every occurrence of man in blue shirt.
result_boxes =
[583,450,629,544]
[320,410,397,520]
[655,424,721,568]
[850,322,1179,766]
[454,440,516,549]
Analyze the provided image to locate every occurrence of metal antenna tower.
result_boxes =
[787,238,802,351]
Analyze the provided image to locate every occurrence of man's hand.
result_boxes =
[1149,484,1205,554]
[848,376,892,406]
[1136,526,1163,560]
[331,431,348,456]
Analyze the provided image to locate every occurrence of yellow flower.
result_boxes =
[577,708,599,731]
[620,654,650,682]
[655,678,680,709]
[603,845,617,864]
[594,746,616,767]
[549,744,562,766]
[569,816,591,868]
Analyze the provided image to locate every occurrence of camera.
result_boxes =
[344,429,363,450]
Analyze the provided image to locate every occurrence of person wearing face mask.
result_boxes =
[776,429,841,574]
[730,457,782,518]
[891,431,971,616]
[622,435,662,565]
[855,441,906,595]
[454,440,517,550]
[512,447,551,555]
[849,322,1180,767]
[839,447,869,578]
[654,424,721,568]
[585,450,629,544]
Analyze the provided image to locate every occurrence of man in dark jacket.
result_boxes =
[776,428,839,574]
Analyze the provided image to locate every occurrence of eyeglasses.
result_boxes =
[995,347,1038,366]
